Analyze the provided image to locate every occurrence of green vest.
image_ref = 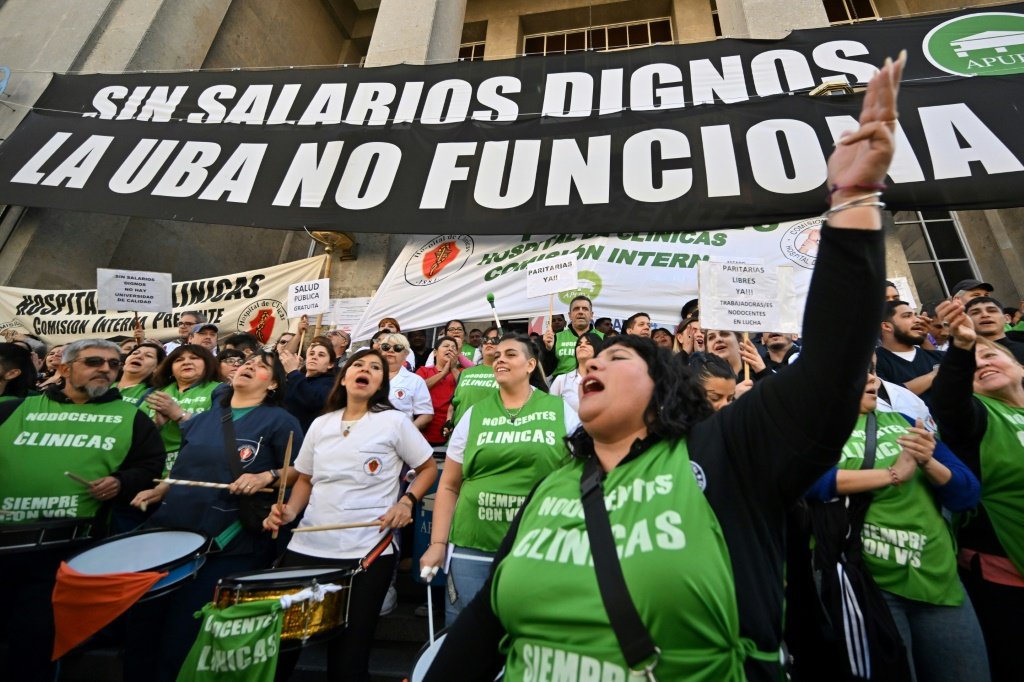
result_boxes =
[976,394,1024,575]
[839,411,963,605]
[115,382,152,407]
[493,440,769,681]
[451,365,498,425]
[450,390,568,552]
[551,328,603,378]
[158,381,219,474]
[0,395,138,523]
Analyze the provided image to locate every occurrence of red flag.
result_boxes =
[52,561,166,660]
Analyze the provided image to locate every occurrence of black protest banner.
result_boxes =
[0,4,1022,234]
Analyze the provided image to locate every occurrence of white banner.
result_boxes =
[329,297,372,331]
[0,256,326,345]
[352,220,822,340]
[698,262,801,334]
[526,254,578,298]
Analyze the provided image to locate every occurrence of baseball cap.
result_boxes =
[951,279,993,294]
[191,323,219,334]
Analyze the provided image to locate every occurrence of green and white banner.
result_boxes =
[177,599,283,682]
[352,220,822,338]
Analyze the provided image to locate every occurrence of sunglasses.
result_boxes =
[379,343,406,353]
[483,337,501,345]
[77,357,122,369]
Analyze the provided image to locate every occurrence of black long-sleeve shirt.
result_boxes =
[930,343,1005,557]
[425,225,885,681]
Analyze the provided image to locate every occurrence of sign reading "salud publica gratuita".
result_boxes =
[0,5,1022,234]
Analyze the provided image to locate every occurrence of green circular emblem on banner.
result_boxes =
[558,270,602,305]
[923,12,1024,77]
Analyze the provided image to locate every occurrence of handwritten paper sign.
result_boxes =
[96,268,172,313]
[526,254,578,298]
[287,278,330,318]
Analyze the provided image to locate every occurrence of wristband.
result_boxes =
[827,182,887,200]
[403,491,418,507]
[269,468,280,481]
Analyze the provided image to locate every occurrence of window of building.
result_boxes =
[458,42,486,61]
[893,210,979,307]
[523,18,673,56]
[710,0,722,37]
[823,0,878,24]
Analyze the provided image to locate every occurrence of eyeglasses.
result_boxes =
[220,357,244,366]
[483,337,500,345]
[178,320,197,328]
[446,327,464,333]
[77,357,122,369]
[379,343,406,353]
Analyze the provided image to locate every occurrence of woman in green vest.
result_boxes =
[114,341,166,407]
[805,358,986,682]
[144,344,221,474]
[423,54,907,682]
[420,333,579,626]
[932,300,1024,682]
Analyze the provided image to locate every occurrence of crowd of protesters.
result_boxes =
[2,55,1024,682]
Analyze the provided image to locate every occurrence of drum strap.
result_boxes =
[580,456,660,680]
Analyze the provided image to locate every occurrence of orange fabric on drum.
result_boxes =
[51,561,167,660]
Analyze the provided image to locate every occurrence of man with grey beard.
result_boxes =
[0,339,165,681]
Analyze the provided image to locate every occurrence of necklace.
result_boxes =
[341,412,365,437]
[504,404,526,424]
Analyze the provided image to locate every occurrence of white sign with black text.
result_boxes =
[96,268,172,313]
[288,278,330,318]
[526,254,578,299]
[698,261,801,334]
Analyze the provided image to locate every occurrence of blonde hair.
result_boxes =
[380,332,410,353]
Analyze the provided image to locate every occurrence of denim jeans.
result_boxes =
[445,545,495,627]
[881,587,991,682]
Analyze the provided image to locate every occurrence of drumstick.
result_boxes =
[742,332,751,382]
[291,521,382,533]
[65,471,92,487]
[272,431,294,540]
[154,478,275,494]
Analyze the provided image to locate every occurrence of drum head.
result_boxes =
[232,567,344,582]
[67,530,206,574]
[411,632,447,682]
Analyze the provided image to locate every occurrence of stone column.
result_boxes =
[364,0,467,67]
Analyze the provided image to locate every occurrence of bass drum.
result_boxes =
[64,528,208,600]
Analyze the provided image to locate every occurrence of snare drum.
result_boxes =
[65,528,207,600]
[214,566,354,644]
[0,518,97,554]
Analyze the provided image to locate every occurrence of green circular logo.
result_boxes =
[923,12,1024,77]
[558,270,602,305]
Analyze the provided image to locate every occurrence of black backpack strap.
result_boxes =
[862,412,877,471]
[580,456,660,679]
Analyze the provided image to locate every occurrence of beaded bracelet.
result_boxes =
[827,182,887,199]
[888,466,901,486]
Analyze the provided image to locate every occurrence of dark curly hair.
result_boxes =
[324,348,395,414]
[566,335,712,459]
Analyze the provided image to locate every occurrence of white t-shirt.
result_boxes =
[548,370,581,413]
[447,395,581,464]
[877,379,936,431]
[289,409,433,559]
[389,366,434,419]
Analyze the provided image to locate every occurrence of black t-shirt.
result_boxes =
[875,345,944,406]
[996,336,1024,364]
